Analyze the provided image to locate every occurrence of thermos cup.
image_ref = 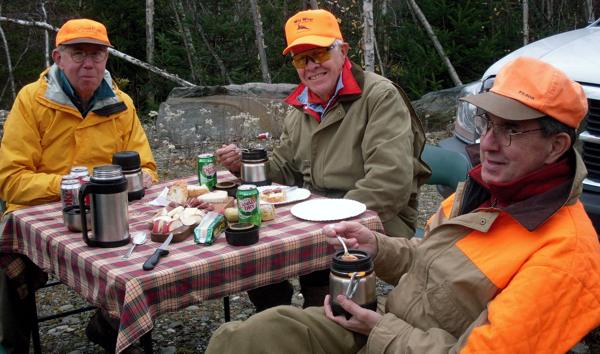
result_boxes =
[329,249,377,319]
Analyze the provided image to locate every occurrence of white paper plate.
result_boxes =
[291,199,366,221]
[257,186,311,205]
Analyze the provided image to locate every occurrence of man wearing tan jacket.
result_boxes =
[215,9,430,312]
[206,57,600,353]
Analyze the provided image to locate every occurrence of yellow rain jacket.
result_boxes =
[0,65,157,213]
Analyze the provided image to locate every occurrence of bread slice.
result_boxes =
[188,184,210,198]
[167,182,188,205]
[197,190,228,203]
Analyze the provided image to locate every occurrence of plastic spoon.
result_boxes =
[122,232,147,259]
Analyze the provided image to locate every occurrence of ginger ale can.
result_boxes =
[198,153,217,190]
[236,184,261,227]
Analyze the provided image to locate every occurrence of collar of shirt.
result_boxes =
[284,58,362,122]
[58,69,115,117]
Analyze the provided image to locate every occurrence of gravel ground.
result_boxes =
[32,127,598,353]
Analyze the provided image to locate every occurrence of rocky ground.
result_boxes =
[31,123,598,353]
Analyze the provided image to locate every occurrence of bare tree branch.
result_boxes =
[406,0,462,86]
[146,0,154,64]
[0,16,195,87]
[171,0,198,82]
[0,8,16,100]
[523,0,529,45]
[249,0,272,83]
[40,0,50,67]
[362,0,375,72]
[189,1,233,84]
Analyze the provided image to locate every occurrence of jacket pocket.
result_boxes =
[424,281,474,338]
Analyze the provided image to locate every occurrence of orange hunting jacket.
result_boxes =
[367,150,600,353]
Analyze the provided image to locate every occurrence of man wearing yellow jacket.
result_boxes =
[205,57,600,353]
[0,19,157,353]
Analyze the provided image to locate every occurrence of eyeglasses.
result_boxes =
[291,44,337,69]
[66,49,108,63]
[474,113,544,147]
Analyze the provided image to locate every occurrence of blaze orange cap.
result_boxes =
[282,9,343,55]
[461,56,588,128]
[55,19,112,47]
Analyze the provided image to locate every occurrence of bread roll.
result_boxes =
[167,182,188,205]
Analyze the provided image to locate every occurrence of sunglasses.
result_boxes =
[291,44,337,69]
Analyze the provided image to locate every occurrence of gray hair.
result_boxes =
[539,116,578,150]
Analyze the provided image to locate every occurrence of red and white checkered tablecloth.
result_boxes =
[0,171,384,353]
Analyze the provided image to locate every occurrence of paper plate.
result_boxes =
[257,186,311,205]
[290,199,366,221]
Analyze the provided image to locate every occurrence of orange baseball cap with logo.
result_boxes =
[461,56,588,128]
[282,9,343,55]
[55,18,112,47]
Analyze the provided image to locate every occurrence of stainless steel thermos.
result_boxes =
[112,151,145,201]
[329,249,377,319]
[79,165,130,247]
[240,148,270,186]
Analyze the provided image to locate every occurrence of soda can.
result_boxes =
[236,184,261,227]
[61,175,81,209]
[70,166,89,180]
[198,153,217,190]
[80,176,91,207]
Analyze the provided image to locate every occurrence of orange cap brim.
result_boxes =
[461,91,545,121]
[282,36,337,55]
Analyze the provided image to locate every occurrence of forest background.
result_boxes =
[0,0,598,116]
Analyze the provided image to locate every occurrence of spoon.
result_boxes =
[336,236,350,257]
[122,232,147,259]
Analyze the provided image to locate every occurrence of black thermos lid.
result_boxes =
[241,148,268,162]
[112,151,141,171]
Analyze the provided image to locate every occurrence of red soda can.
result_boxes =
[61,175,81,208]
[80,176,91,207]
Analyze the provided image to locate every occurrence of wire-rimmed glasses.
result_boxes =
[474,113,544,147]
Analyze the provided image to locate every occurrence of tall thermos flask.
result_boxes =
[112,151,145,201]
[79,165,130,247]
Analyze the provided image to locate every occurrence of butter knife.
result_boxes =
[143,233,173,271]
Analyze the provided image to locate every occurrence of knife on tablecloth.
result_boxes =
[143,233,173,271]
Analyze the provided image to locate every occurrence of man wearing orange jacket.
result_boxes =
[205,57,600,353]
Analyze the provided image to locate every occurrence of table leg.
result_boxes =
[27,290,42,354]
[223,296,230,322]
[140,330,153,353]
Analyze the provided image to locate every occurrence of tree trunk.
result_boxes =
[189,2,233,84]
[40,0,50,67]
[309,0,318,9]
[146,0,154,64]
[0,9,16,100]
[249,0,272,83]
[586,0,595,23]
[171,0,198,82]
[406,0,462,86]
[362,0,375,72]
[523,0,529,45]
[0,16,195,87]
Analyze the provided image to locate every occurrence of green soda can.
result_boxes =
[197,153,217,190]
[236,184,261,227]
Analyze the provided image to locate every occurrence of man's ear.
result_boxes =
[51,48,61,65]
[545,132,571,164]
[340,42,349,56]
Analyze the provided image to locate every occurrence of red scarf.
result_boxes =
[469,158,572,208]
